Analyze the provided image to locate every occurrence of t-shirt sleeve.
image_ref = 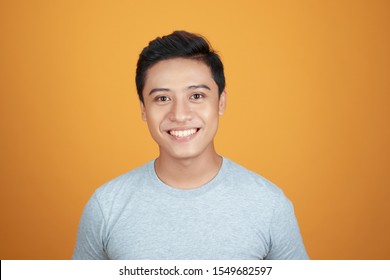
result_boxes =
[72,193,108,260]
[265,195,309,260]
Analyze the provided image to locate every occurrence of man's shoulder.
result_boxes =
[93,160,153,201]
[223,158,287,200]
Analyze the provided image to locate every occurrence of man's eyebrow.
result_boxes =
[149,88,170,95]
[149,85,210,95]
[187,84,211,91]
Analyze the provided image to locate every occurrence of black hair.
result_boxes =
[136,30,225,103]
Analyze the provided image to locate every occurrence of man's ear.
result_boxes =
[218,90,227,116]
[140,101,147,121]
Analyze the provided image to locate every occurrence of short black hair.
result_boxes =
[136,30,225,103]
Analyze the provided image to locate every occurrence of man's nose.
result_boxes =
[169,100,192,123]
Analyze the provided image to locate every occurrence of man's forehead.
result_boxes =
[148,57,211,73]
[144,58,215,89]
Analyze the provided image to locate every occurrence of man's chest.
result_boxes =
[103,203,270,259]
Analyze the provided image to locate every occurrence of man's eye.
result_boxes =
[191,93,204,100]
[156,96,170,102]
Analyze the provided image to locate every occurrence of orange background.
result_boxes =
[1,0,389,259]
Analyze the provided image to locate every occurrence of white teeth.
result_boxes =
[169,128,197,138]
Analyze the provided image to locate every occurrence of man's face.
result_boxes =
[140,58,226,161]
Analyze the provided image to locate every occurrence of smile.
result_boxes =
[168,128,198,138]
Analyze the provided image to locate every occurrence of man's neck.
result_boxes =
[154,150,223,190]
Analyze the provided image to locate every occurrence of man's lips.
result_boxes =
[167,128,200,138]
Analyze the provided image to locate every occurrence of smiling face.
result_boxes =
[140,58,226,162]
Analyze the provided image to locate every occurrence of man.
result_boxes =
[73,31,309,260]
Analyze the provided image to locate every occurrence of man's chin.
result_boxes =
[159,149,203,162]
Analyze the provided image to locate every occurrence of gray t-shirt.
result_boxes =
[73,158,309,259]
